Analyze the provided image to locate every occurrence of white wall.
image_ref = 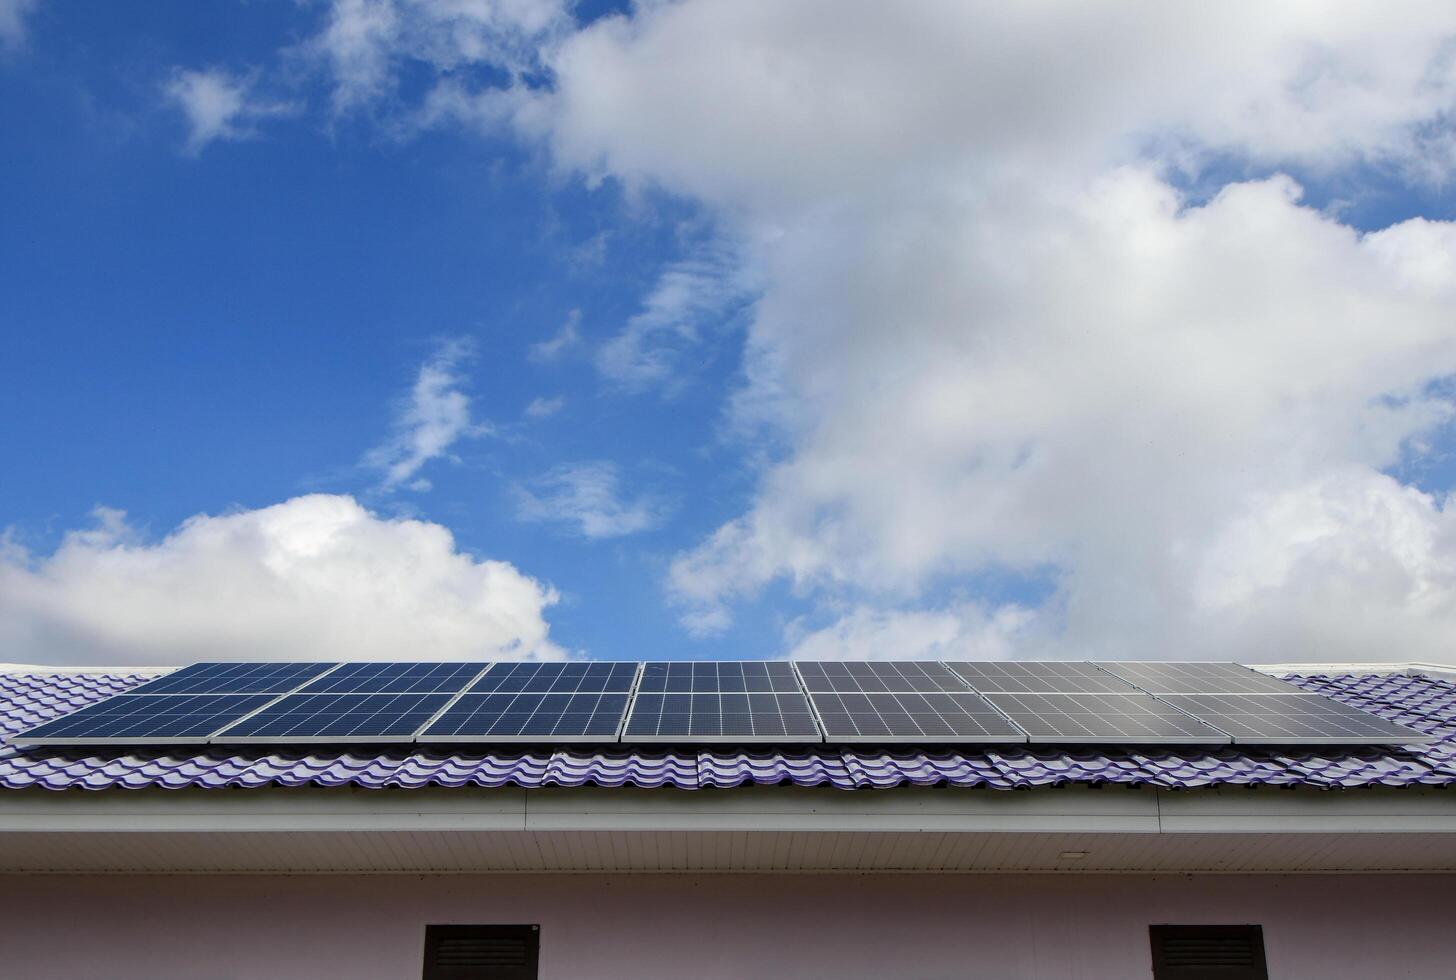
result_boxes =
[0,872,1449,979]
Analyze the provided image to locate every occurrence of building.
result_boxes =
[1,661,1454,980]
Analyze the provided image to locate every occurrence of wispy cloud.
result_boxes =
[164,67,296,155]
[0,0,37,49]
[307,0,569,117]
[596,244,756,391]
[363,338,490,493]
[514,461,671,540]
[528,309,581,363]
[524,395,565,419]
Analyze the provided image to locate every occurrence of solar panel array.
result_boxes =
[10,660,1432,748]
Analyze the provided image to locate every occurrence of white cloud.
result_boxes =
[527,309,581,362]
[283,1,1456,661]
[787,604,1034,662]
[524,395,565,418]
[164,67,295,155]
[309,0,568,116]
[364,338,489,493]
[527,2,1456,661]
[513,461,669,539]
[0,495,562,666]
[0,0,37,49]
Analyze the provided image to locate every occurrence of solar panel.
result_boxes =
[1159,693,1431,745]
[298,661,488,695]
[946,661,1142,695]
[420,691,631,742]
[809,690,1027,742]
[795,660,973,694]
[622,661,820,742]
[1094,661,1300,695]
[983,692,1231,744]
[468,661,638,694]
[12,693,280,745]
[212,692,454,742]
[127,661,338,695]
[415,661,639,742]
[635,660,804,693]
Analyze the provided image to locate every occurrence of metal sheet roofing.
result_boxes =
[1,669,1454,792]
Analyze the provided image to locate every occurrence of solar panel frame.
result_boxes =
[1093,661,1303,696]
[1158,693,1433,746]
[983,692,1233,745]
[945,661,1144,695]
[210,691,457,743]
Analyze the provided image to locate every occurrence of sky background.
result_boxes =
[3,1,1456,666]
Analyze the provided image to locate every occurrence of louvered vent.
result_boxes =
[1149,925,1267,980]
[423,925,539,980]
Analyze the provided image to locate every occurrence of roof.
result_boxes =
[2,668,1454,792]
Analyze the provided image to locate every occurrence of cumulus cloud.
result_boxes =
[364,338,489,493]
[284,1,1456,661]
[528,2,1456,661]
[0,495,562,666]
[513,461,670,539]
[164,67,295,155]
[788,604,1034,662]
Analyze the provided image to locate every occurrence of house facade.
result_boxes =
[1,663,1453,980]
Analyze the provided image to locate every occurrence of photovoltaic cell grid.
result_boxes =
[215,692,453,741]
[796,660,974,694]
[810,691,1027,742]
[128,661,338,695]
[16,694,280,743]
[946,662,1142,695]
[623,661,820,741]
[1158,694,1429,745]
[417,661,639,742]
[983,693,1231,744]
[299,661,489,695]
[469,661,638,694]
[636,661,803,693]
[795,661,1024,742]
[1094,661,1300,696]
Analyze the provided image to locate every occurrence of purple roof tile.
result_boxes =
[1,669,1453,792]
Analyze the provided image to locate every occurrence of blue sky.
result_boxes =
[3,2,1456,667]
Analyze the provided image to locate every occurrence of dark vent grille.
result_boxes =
[1150,925,1267,980]
[424,925,538,980]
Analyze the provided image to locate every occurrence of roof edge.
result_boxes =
[1252,661,1456,681]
